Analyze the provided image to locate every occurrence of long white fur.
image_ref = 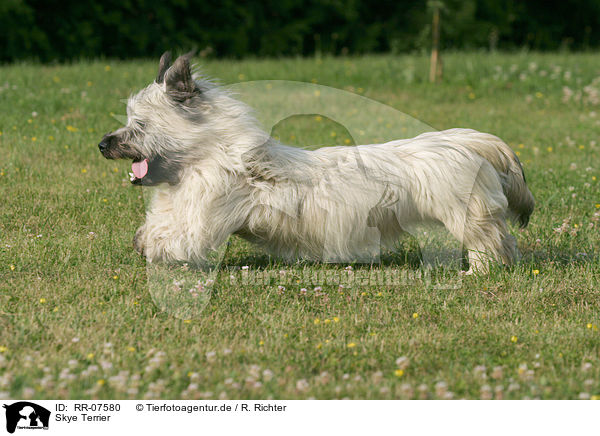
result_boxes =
[125,63,534,274]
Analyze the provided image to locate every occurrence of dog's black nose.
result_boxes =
[99,133,113,153]
[98,139,108,152]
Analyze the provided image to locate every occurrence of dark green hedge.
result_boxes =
[2,0,600,62]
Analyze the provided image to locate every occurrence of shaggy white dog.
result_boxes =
[99,52,534,274]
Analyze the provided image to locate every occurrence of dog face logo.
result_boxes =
[2,402,50,434]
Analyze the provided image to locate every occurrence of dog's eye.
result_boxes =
[134,120,146,129]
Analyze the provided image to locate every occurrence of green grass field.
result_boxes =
[1,52,599,400]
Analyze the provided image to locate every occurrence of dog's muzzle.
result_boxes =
[98,133,114,158]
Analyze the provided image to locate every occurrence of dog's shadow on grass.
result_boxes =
[221,251,424,270]
[519,244,597,268]
[219,236,452,273]
[219,237,598,278]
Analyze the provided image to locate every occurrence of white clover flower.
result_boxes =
[296,379,309,392]
[480,384,492,400]
[205,351,217,363]
[248,365,261,378]
[508,382,520,392]
[435,381,448,397]
[371,371,383,383]
[474,365,487,379]
[400,383,413,398]
[395,356,410,370]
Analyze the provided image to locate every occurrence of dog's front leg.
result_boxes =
[133,218,215,264]
[133,224,147,256]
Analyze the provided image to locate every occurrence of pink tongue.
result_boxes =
[132,159,148,179]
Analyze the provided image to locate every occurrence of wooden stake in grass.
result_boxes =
[429,1,443,83]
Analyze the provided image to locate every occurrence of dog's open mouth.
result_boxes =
[127,156,180,186]
[130,158,149,184]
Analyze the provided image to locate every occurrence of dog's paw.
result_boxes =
[133,227,146,256]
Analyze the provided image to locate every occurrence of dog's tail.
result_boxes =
[445,128,535,227]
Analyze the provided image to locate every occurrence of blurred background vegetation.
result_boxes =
[1,0,600,62]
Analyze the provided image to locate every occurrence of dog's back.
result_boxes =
[385,128,535,228]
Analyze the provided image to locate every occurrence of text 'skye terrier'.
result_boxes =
[99,52,534,274]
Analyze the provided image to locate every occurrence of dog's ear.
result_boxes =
[164,52,197,102]
[156,51,172,83]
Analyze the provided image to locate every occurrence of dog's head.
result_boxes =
[98,52,214,186]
